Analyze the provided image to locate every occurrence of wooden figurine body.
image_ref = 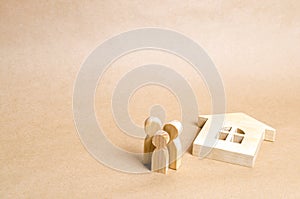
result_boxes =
[151,130,170,174]
[163,120,183,170]
[143,116,162,165]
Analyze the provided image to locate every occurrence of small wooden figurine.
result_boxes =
[151,130,170,174]
[163,120,183,170]
[143,116,162,165]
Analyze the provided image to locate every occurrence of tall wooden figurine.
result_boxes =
[143,116,162,165]
[151,130,170,174]
[163,120,183,170]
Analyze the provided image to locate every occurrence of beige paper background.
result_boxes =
[1,1,300,198]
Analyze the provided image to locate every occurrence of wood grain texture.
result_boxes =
[163,120,183,170]
[193,113,276,167]
[151,130,170,174]
[168,138,182,170]
[143,116,162,164]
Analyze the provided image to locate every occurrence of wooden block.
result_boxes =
[151,130,170,174]
[217,112,276,142]
[192,113,276,167]
[143,116,162,164]
[163,120,183,170]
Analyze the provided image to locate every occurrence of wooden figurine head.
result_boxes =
[163,120,183,141]
[152,130,170,149]
[144,116,162,137]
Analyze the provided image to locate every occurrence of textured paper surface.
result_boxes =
[1,1,300,198]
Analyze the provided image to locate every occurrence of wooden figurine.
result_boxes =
[151,130,170,174]
[143,116,162,165]
[163,120,183,170]
[193,112,276,167]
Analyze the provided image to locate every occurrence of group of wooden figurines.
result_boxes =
[143,116,183,174]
